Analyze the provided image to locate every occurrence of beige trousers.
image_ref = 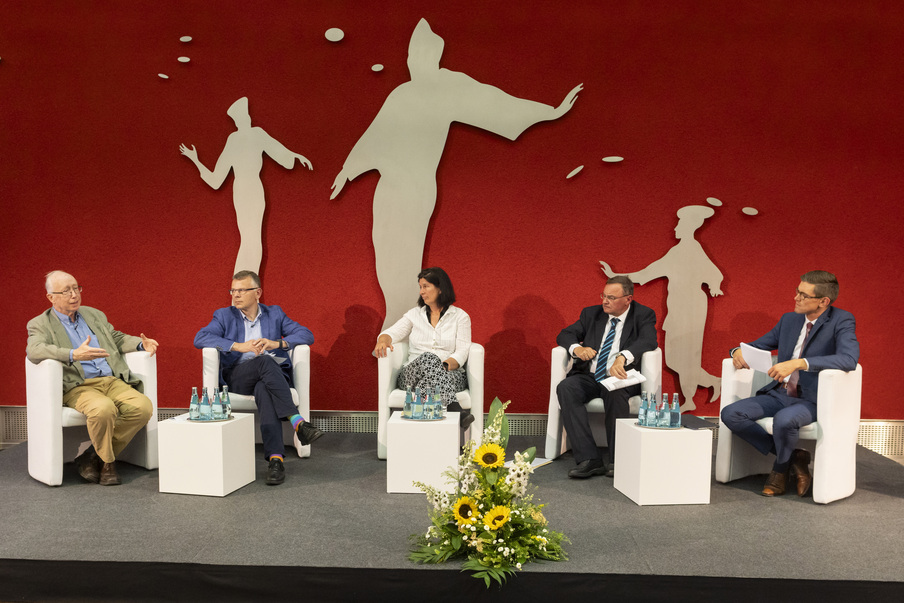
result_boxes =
[63,377,153,463]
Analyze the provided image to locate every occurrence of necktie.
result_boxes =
[594,318,620,383]
[786,322,813,397]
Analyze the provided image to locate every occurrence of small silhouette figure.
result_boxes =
[180,97,312,274]
[331,18,581,329]
[601,205,723,411]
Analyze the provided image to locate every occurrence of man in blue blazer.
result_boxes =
[556,276,658,478]
[722,270,859,497]
[194,270,321,485]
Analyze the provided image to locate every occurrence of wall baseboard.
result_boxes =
[2,407,903,458]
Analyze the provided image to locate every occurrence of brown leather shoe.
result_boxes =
[790,449,812,497]
[99,462,121,486]
[74,447,100,484]
[761,470,788,496]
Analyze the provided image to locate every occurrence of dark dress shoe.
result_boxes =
[790,449,812,497]
[266,458,285,485]
[459,413,475,431]
[99,462,121,486]
[568,459,608,479]
[295,420,324,446]
[761,469,788,496]
[74,447,100,484]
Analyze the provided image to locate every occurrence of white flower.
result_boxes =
[498,547,504,552]
[516,563,522,569]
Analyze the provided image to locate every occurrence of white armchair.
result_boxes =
[202,345,312,458]
[715,358,862,504]
[377,342,484,460]
[25,351,159,486]
[545,347,662,460]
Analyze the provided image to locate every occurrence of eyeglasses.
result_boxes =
[601,293,629,302]
[795,289,824,300]
[50,286,82,297]
[229,287,260,295]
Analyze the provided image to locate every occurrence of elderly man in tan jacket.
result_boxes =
[26,271,158,486]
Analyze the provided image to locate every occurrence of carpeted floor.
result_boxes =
[2,432,903,583]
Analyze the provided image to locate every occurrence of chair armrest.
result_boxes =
[545,347,571,459]
[25,357,65,485]
[465,343,484,416]
[639,348,662,398]
[815,365,862,441]
[202,348,221,393]
[290,344,311,418]
[125,351,158,420]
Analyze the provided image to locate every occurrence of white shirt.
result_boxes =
[792,318,816,370]
[381,305,471,370]
[569,305,634,374]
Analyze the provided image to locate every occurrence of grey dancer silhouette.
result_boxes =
[181,97,313,274]
[601,205,723,411]
[330,18,582,328]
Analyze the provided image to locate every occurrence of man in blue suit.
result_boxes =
[194,270,322,485]
[722,270,859,497]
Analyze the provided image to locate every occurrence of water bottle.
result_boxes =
[199,388,212,420]
[659,393,670,427]
[423,389,435,420]
[189,387,200,420]
[434,386,444,419]
[403,387,413,419]
[637,392,648,426]
[211,387,224,420]
[670,393,681,428]
[412,386,424,420]
[221,385,232,418]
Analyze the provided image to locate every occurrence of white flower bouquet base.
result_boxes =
[409,398,569,587]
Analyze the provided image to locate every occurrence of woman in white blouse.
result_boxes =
[373,267,474,429]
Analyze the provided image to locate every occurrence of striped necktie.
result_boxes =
[594,317,619,383]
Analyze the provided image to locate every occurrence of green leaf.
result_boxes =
[500,412,510,449]
[451,534,462,551]
[486,397,504,427]
[522,446,536,463]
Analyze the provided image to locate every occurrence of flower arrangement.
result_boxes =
[409,398,568,586]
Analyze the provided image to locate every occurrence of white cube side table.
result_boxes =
[613,418,713,505]
[158,412,255,497]
[386,411,460,494]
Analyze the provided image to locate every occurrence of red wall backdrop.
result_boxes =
[2,1,902,418]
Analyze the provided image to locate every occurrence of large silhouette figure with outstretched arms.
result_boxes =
[180,97,313,274]
[601,205,723,411]
[330,18,582,328]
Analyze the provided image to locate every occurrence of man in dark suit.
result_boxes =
[26,270,158,486]
[722,270,859,497]
[194,270,322,485]
[556,276,658,478]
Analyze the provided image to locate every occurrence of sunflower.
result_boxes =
[474,443,505,468]
[453,496,478,524]
[483,505,511,531]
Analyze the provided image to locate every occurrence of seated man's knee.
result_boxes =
[556,377,583,405]
[134,395,153,422]
[721,404,743,428]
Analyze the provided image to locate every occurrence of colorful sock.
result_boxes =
[269,454,284,462]
[289,414,305,430]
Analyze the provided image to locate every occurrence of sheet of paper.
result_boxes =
[601,369,647,392]
[740,343,775,374]
[504,457,553,469]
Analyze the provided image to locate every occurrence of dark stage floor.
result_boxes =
[2,432,903,600]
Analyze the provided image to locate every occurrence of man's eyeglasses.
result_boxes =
[601,293,629,302]
[229,287,260,295]
[50,286,82,297]
[795,289,824,300]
